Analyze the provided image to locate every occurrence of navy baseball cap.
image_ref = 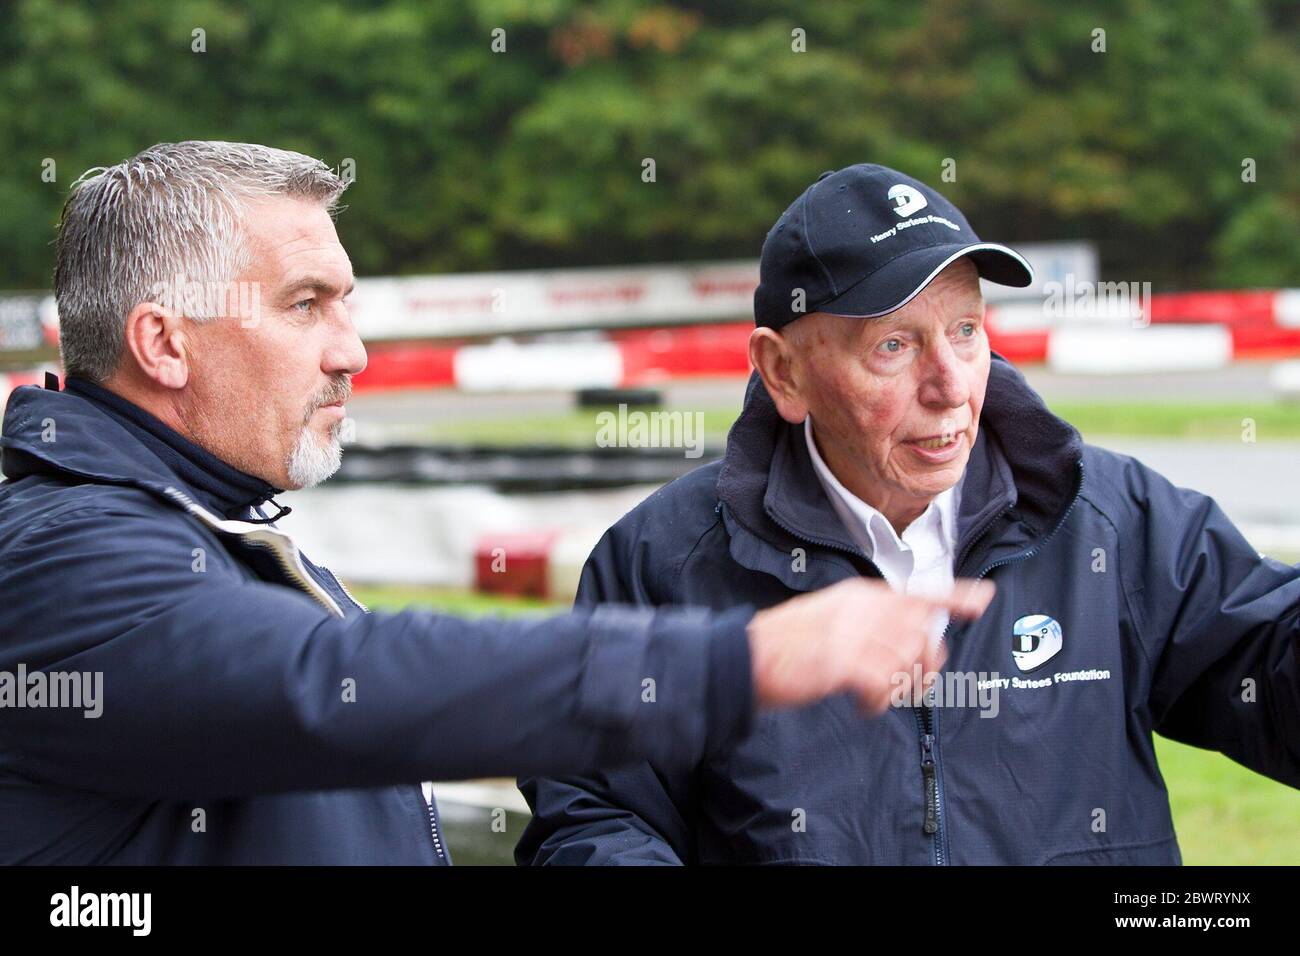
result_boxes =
[754,164,1033,329]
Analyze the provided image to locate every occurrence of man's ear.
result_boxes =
[122,301,189,390]
[749,325,810,425]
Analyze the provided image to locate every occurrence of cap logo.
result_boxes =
[887,183,928,218]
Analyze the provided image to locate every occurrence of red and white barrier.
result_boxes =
[346,290,1300,390]
[988,289,1300,369]
[7,290,1299,394]
[354,324,756,393]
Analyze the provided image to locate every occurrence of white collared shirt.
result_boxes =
[804,416,963,642]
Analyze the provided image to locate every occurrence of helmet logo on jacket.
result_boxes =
[1011,614,1063,673]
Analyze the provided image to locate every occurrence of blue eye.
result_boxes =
[881,339,902,353]
[293,299,313,312]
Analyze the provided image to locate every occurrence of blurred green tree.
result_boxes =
[0,0,1294,290]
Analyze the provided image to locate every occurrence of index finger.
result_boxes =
[910,579,996,619]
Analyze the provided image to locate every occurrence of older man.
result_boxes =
[518,163,1300,865]
[0,145,994,864]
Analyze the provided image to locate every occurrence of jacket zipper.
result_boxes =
[747,457,1085,865]
[914,500,1013,865]
[324,566,370,613]
[760,504,957,861]
[760,505,961,861]
[919,461,1085,864]
[426,796,447,863]
[919,729,939,835]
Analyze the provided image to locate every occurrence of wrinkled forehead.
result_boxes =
[240,196,353,285]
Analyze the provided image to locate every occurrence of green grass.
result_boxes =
[352,583,1300,865]
[1156,736,1300,865]
[395,399,1300,447]
[353,584,563,616]
[1049,401,1300,441]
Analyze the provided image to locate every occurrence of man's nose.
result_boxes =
[919,339,969,408]
[325,310,368,377]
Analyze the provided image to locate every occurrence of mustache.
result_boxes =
[304,375,352,425]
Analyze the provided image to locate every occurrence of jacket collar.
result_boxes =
[716,353,1083,590]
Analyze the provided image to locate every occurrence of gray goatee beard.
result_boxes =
[286,420,344,489]
[286,378,351,489]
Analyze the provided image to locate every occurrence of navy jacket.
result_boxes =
[0,378,753,864]
[518,356,1300,865]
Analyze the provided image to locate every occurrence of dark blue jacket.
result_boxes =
[0,378,753,864]
[518,356,1300,865]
